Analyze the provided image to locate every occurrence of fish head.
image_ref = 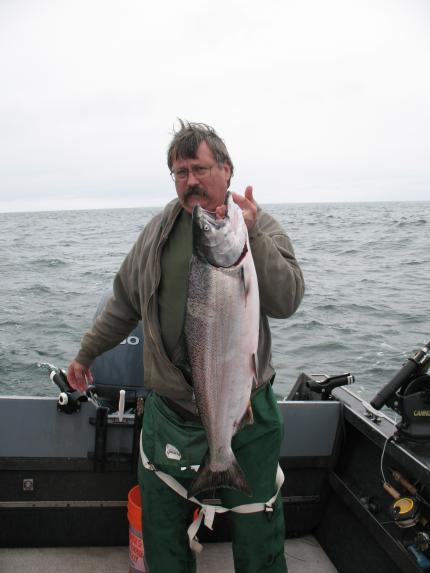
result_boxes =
[192,192,248,268]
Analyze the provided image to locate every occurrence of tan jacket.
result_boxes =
[76,199,305,415]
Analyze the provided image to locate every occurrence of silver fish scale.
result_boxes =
[185,252,259,472]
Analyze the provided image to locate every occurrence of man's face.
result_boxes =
[171,141,231,214]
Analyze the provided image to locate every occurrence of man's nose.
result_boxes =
[186,170,199,186]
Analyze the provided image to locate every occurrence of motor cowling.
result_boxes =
[91,291,147,407]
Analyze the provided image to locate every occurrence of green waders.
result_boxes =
[138,384,288,573]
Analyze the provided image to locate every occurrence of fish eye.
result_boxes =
[203,224,210,231]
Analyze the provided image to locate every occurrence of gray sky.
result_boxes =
[1,0,429,212]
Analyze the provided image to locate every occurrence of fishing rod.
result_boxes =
[370,339,430,411]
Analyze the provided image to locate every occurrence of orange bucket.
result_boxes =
[127,485,146,573]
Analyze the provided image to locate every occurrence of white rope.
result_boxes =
[140,432,284,553]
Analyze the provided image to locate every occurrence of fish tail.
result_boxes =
[188,454,252,498]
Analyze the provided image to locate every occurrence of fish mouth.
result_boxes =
[193,203,218,221]
[192,190,230,219]
[192,192,247,268]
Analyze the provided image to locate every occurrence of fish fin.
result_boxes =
[251,352,258,379]
[188,452,252,498]
[237,401,254,430]
[240,265,251,303]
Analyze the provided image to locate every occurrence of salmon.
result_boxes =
[185,192,259,498]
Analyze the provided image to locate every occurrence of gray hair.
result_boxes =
[167,120,234,185]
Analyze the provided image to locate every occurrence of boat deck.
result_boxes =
[0,536,338,572]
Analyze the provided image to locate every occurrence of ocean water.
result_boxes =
[0,201,429,402]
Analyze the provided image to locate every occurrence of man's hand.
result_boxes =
[214,186,257,230]
[67,360,93,392]
[232,186,257,231]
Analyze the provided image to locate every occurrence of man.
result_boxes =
[68,121,304,572]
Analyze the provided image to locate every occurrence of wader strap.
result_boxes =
[140,431,284,553]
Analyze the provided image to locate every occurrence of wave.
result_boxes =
[2,201,430,400]
[31,258,68,268]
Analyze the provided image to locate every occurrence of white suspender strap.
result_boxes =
[140,432,285,553]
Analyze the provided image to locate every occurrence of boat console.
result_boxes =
[294,339,430,573]
[2,334,430,573]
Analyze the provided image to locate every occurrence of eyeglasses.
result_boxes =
[170,164,215,182]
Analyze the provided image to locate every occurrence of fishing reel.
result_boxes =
[38,362,88,414]
[370,340,430,442]
[389,493,421,529]
[392,374,430,442]
[383,471,430,570]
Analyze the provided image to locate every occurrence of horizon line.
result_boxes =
[1,198,429,216]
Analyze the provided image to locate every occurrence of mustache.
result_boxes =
[184,186,209,201]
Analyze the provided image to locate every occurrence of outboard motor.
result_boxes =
[90,291,147,408]
[370,339,430,442]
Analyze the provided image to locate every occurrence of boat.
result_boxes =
[1,324,430,573]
